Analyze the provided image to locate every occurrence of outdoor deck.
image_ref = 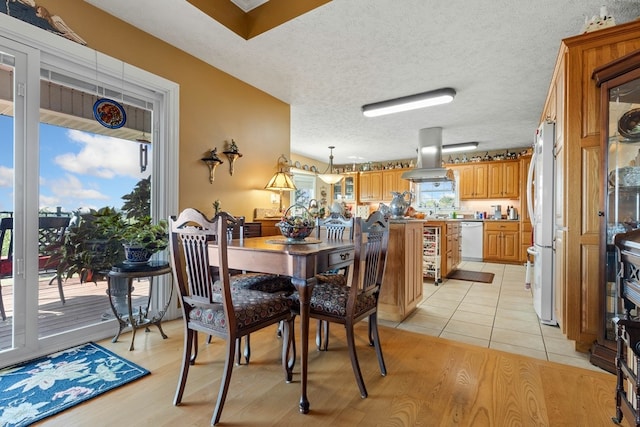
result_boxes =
[0,273,151,351]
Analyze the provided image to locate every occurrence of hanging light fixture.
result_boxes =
[264,154,297,213]
[317,146,343,185]
[361,87,456,117]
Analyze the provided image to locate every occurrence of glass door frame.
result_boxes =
[0,14,179,367]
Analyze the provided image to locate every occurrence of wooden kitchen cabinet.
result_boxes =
[255,219,279,236]
[359,170,383,202]
[382,169,411,202]
[483,221,520,263]
[520,155,533,263]
[379,221,423,322]
[540,19,640,357]
[445,222,461,274]
[332,172,358,203]
[456,163,488,199]
[487,160,520,199]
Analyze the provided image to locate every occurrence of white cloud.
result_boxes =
[54,129,147,179]
[0,166,13,187]
[48,173,109,201]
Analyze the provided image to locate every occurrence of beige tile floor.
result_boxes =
[379,260,605,372]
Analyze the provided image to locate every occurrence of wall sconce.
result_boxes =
[201,148,223,183]
[223,139,243,176]
[264,154,297,213]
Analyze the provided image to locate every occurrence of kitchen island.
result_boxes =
[379,219,462,322]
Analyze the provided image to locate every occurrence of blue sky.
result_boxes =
[0,114,151,214]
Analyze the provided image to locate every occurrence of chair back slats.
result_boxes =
[169,208,234,328]
[38,216,71,254]
[180,232,215,304]
[0,217,13,261]
[316,214,355,241]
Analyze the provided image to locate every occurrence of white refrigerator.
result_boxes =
[526,121,557,325]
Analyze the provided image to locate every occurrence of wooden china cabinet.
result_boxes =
[590,49,640,373]
[539,19,640,363]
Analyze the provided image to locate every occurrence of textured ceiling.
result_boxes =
[86,0,640,164]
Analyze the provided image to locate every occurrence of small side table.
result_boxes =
[107,260,173,350]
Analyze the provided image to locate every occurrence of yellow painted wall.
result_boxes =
[34,0,291,220]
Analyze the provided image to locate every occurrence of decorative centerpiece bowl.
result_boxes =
[276,205,315,241]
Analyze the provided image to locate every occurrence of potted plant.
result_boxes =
[114,215,169,263]
[50,207,126,283]
[47,178,168,281]
[49,207,168,282]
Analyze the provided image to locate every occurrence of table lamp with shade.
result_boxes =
[265,154,297,213]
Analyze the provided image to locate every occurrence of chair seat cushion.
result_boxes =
[315,272,347,286]
[213,272,294,294]
[189,288,292,333]
[290,282,376,317]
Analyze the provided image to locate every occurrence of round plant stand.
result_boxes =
[106,260,173,350]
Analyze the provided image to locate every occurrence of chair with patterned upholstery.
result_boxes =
[169,208,294,425]
[289,210,389,398]
[313,213,355,350]
[211,213,293,365]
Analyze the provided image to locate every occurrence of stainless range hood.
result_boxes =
[401,127,454,182]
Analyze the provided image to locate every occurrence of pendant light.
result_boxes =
[317,146,343,185]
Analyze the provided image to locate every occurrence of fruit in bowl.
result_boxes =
[276,205,315,240]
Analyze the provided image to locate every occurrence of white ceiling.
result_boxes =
[86,0,640,165]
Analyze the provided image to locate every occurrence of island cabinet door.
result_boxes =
[378,222,423,322]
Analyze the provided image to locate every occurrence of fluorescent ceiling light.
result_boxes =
[441,142,479,153]
[362,88,456,117]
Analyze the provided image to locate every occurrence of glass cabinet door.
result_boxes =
[343,175,355,201]
[332,180,343,201]
[603,70,640,341]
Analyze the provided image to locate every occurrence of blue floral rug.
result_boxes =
[0,343,149,426]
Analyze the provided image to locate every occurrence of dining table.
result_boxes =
[208,235,355,413]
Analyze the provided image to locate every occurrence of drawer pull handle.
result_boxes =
[340,253,350,260]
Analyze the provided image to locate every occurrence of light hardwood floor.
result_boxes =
[36,317,616,426]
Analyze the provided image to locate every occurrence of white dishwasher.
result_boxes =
[460,221,484,262]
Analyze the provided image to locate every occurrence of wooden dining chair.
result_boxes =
[289,210,390,398]
[313,213,355,350]
[212,213,294,365]
[169,208,294,426]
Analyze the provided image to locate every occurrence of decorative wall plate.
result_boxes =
[93,98,126,129]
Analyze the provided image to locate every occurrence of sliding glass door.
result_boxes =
[0,23,178,367]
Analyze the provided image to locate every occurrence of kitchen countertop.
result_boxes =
[389,217,520,223]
